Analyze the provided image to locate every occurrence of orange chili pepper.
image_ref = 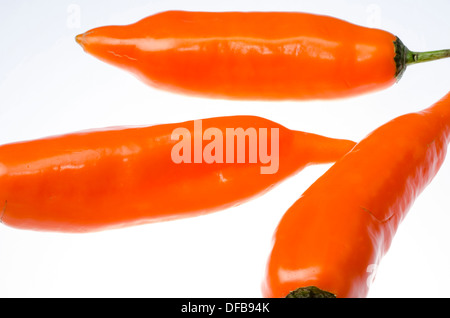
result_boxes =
[262,91,450,298]
[0,115,354,233]
[75,10,450,101]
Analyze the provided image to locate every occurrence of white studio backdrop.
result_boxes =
[0,0,449,298]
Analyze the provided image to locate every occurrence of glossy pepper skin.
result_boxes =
[0,116,355,233]
[76,11,450,101]
[262,91,450,298]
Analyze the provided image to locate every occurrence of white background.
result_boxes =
[0,0,449,298]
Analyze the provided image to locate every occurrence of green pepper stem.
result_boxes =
[407,49,450,66]
[286,286,336,298]
[394,37,450,80]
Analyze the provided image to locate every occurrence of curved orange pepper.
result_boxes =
[262,91,450,298]
[0,116,355,233]
[76,11,449,101]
